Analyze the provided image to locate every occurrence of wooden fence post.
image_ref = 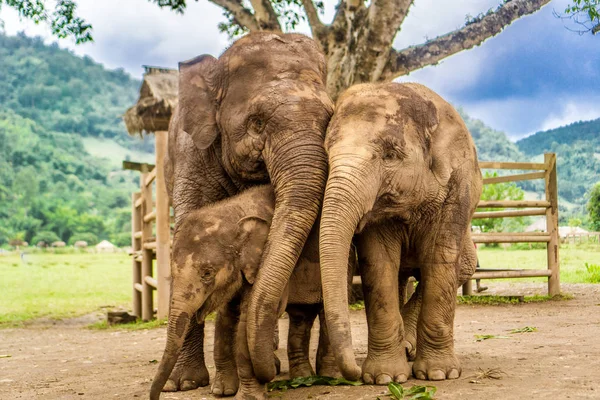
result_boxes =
[132,192,142,318]
[155,131,171,320]
[141,166,154,321]
[545,153,560,296]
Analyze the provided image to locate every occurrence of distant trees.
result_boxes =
[476,172,529,234]
[0,33,145,248]
[588,183,600,231]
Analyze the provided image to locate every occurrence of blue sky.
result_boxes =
[1,0,598,140]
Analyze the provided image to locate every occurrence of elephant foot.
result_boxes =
[163,358,210,392]
[361,352,410,385]
[413,354,461,381]
[289,359,314,379]
[211,367,239,396]
[316,361,342,379]
[233,381,267,400]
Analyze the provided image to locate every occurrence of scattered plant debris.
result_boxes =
[509,326,537,334]
[475,334,510,342]
[468,367,507,383]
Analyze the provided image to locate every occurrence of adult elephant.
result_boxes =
[161,32,332,392]
[319,82,482,383]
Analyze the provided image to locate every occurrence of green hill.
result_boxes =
[516,119,600,216]
[0,32,148,247]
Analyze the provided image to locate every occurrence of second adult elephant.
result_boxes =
[319,82,483,383]
[163,32,333,391]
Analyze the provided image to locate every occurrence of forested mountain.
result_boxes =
[516,119,600,218]
[517,119,600,156]
[0,32,148,247]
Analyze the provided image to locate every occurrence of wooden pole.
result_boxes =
[155,131,171,320]
[545,153,560,296]
[141,167,154,321]
[132,192,142,318]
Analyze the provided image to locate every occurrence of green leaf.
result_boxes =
[267,375,363,392]
[509,326,537,334]
[475,334,510,342]
[388,382,404,399]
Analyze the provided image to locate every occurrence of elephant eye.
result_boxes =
[247,116,266,136]
[200,267,216,282]
[377,136,406,161]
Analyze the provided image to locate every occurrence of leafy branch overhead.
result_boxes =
[0,0,92,43]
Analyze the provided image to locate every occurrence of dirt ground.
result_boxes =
[2,282,600,400]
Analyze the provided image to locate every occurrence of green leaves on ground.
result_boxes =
[266,376,363,391]
[384,383,437,400]
[475,334,510,342]
[509,326,537,334]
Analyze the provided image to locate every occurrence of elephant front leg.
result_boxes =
[412,231,466,381]
[286,304,319,378]
[164,319,210,391]
[212,303,240,396]
[356,226,410,384]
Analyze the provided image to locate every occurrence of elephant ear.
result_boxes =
[178,55,219,150]
[236,216,271,284]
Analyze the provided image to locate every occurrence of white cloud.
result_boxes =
[539,101,600,132]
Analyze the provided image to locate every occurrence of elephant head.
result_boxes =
[175,32,333,381]
[319,83,482,380]
[150,186,275,399]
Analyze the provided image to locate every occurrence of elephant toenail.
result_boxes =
[211,386,222,395]
[414,371,427,380]
[376,374,392,385]
[162,379,177,392]
[395,374,408,383]
[181,380,197,391]
[428,370,446,381]
[224,387,236,395]
[363,373,374,384]
[448,369,460,379]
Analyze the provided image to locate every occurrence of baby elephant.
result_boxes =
[150,185,344,400]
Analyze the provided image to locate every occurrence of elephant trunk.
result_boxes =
[150,288,201,400]
[319,154,377,381]
[247,129,328,383]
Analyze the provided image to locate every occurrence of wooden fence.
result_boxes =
[464,153,559,296]
[127,151,560,319]
[127,131,171,321]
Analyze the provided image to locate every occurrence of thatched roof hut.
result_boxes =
[124,66,178,135]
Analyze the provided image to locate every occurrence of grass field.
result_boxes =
[0,244,598,326]
[0,252,131,327]
[477,244,600,283]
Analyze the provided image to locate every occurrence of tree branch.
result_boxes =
[380,0,551,81]
[208,0,260,31]
[249,0,282,30]
[301,0,326,39]
[353,0,413,82]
